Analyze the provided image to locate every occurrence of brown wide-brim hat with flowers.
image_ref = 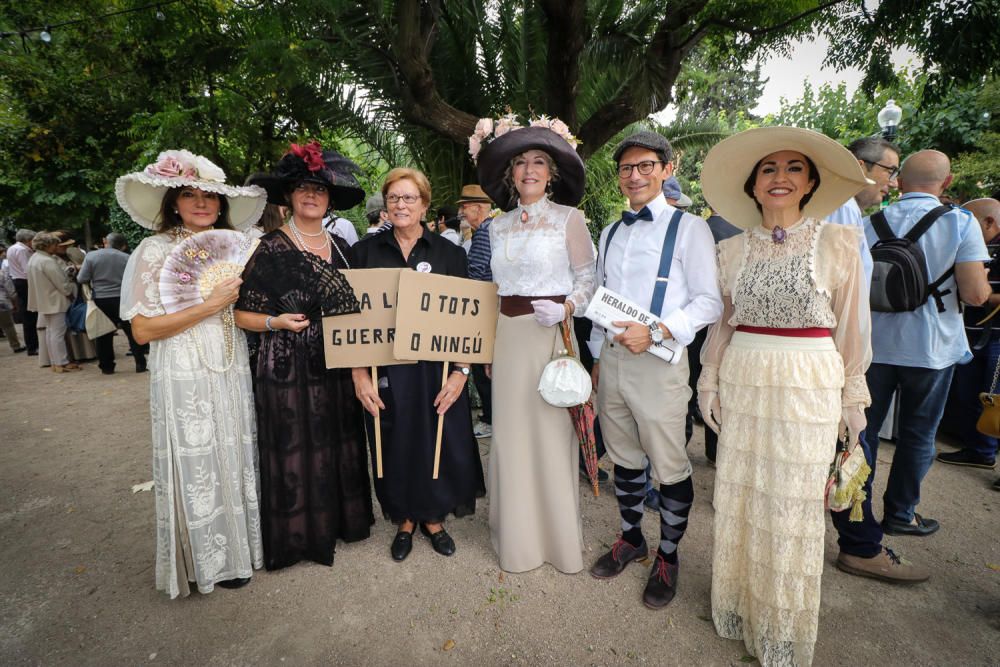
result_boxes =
[477,127,586,211]
[701,126,873,229]
[115,149,267,231]
[251,141,365,210]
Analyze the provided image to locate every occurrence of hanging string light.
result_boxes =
[0,0,185,42]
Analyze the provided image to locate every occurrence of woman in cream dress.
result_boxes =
[474,119,595,573]
[697,127,873,666]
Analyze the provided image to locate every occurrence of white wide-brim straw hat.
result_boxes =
[115,149,267,231]
[701,126,873,229]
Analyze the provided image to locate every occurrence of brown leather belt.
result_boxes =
[500,294,566,317]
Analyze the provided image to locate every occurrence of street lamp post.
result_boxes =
[878,99,903,141]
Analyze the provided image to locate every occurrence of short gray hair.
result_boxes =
[31,232,60,251]
[15,228,36,244]
[106,232,128,250]
[846,137,900,165]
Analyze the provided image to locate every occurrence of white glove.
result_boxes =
[698,390,722,434]
[531,299,566,327]
[840,404,867,451]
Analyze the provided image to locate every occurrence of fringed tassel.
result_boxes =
[849,491,866,522]
[833,460,872,522]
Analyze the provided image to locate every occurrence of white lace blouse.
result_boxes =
[699,217,872,407]
[489,196,597,312]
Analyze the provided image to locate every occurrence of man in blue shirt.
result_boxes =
[458,185,494,439]
[862,150,991,538]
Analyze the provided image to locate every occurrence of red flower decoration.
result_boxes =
[288,140,325,172]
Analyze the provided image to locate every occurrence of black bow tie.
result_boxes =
[622,207,653,225]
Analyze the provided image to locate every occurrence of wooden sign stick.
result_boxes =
[432,363,448,479]
[372,366,383,479]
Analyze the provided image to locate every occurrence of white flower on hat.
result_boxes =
[193,155,226,182]
[474,117,494,138]
[467,112,577,163]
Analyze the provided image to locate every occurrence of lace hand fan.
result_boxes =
[252,249,359,321]
[159,230,259,314]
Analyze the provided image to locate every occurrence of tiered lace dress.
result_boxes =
[121,233,263,598]
[698,218,871,666]
[488,196,596,573]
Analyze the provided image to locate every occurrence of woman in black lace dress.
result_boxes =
[235,142,373,570]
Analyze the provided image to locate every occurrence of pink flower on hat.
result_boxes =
[145,151,198,179]
[468,135,482,160]
[474,118,494,138]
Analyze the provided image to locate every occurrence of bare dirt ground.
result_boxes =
[1,331,998,666]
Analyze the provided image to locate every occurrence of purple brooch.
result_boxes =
[771,226,787,244]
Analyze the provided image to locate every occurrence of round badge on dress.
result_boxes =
[416,261,432,273]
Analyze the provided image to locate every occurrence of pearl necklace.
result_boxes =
[287,219,351,268]
[192,307,237,373]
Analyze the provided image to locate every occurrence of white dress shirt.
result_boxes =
[323,216,360,246]
[826,197,874,287]
[6,242,32,280]
[589,193,722,359]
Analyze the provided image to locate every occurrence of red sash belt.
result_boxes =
[736,325,831,338]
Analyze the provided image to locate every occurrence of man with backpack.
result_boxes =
[862,150,991,540]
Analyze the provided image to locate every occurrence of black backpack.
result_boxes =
[869,204,955,313]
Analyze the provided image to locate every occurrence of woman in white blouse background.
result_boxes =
[472,117,596,574]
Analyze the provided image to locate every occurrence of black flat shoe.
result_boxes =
[217,577,251,589]
[882,512,940,537]
[391,528,415,561]
[419,523,456,556]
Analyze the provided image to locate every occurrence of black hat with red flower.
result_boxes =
[251,141,365,210]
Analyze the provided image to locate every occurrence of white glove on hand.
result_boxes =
[839,404,867,451]
[531,299,566,327]
[698,390,722,434]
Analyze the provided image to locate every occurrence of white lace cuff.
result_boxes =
[842,374,871,408]
[697,364,719,393]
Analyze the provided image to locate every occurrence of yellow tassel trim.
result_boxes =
[832,460,872,522]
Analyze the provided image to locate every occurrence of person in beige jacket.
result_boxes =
[27,232,80,372]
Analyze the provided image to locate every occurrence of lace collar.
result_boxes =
[750,216,813,239]
[517,195,553,221]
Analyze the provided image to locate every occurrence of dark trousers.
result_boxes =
[471,363,492,424]
[942,335,1000,459]
[93,297,148,371]
[686,327,717,461]
[12,278,38,352]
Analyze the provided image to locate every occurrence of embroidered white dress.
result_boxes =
[121,233,263,598]
[487,196,596,573]
[699,218,871,666]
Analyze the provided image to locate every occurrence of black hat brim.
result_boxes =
[476,127,585,211]
[250,174,365,210]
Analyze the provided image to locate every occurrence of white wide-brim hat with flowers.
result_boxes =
[701,126,873,229]
[115,150,267,230]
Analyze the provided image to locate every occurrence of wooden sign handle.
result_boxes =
[372,366,383,479]
[432,363,448,479]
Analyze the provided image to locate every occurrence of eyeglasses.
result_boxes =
[386,193,421,205]
[864,160,899,180]
[617,160,665,178]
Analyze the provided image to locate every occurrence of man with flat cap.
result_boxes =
[588,130,722,609]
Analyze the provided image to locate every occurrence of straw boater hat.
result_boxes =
[475,121,585,211]
[456,184,492,205]
[115,150,267,231]
[251,140,365,211]
[701,126,872,229]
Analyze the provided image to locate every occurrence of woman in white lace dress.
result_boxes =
[474,119,596,573]
[697,128,873,666]
[117,151,267,598]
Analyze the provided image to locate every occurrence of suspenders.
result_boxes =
[602,209,684,315]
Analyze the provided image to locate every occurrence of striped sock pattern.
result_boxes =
[658,476,694,564]
[614,464,647,547]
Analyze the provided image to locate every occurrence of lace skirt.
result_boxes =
[712,332,843,667]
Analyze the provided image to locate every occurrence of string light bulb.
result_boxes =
[39,26,52,43]
[155,5,166,20]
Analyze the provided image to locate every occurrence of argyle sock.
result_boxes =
[614,464,647,548]
[657,476,694,564]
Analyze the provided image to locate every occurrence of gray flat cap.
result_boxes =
[612,131,673,164]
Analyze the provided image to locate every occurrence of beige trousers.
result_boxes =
[597,340,692,484]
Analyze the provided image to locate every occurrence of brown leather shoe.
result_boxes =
[642,555,679,609]
[590,537,648,579]
[836,547,929,583]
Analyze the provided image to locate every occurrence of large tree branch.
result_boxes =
[538,0,587,128]
[391,0,477,144]
[577,0,708,159]
[679,0,849,50]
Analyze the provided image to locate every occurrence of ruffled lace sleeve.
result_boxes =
[698,235,744,392]
[120,235,169,320]
[818,223,872,407]
[565,208,597,312]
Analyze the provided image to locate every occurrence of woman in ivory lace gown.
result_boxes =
[473,118,596,573]
[696,127,873,666]
[117,150,267,598]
